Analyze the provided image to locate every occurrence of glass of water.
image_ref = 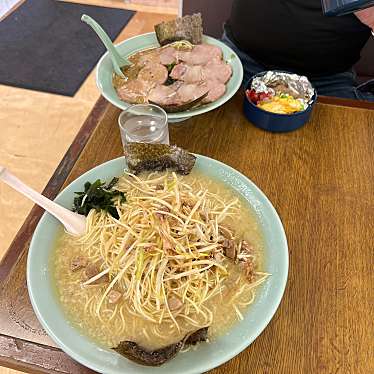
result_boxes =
[118,104,169,149]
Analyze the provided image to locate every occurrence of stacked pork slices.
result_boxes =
[116,43,232,112]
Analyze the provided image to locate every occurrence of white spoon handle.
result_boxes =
[0,166,86,236]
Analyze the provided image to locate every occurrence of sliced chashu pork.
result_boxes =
[202,59,232,103]
[137,63,168,85]
[148,81,209,112]
[169,59,232,103]
[203,58,232,84]
[117,43,230,107]
[147,44,223,67]
[159,46,178,65]
[117,79,153,104]
[170,59,232,84]
[128,48,160,65]
[130,46,178,67]
[177,82,209,103]
[201,80,226,103]
[148,83,180,106]
[117,63,168,104]
[133,43,222,68]
[170,63,204,83]
[178,44,223,65]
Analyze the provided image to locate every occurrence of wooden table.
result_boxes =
[0,94,373,374]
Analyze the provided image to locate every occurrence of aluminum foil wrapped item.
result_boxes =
[251,71,315,105]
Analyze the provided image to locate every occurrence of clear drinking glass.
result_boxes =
[118,104,169,149]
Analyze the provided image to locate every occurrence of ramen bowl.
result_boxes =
[96,32,243,123]
[243,72,317,132]
[27,155,288,374]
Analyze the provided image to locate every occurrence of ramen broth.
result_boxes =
[53,170,265,350]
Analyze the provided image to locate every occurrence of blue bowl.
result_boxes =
[243,72,317,132]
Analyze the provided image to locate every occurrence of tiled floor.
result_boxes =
[0,1,176,373]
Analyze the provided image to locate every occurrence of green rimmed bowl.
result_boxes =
[27,155,288,374]
[96,33,243,122]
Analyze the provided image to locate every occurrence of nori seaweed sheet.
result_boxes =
[125,143,196,175]
[154,13,203,46]
[113,327,208,366]
[113,340,183,366]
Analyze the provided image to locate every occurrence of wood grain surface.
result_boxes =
[0,93,373,374]
[0,8,175,265]
[318,95,374,109]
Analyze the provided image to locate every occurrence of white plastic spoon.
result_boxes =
[81,14,129,78]
[0,166,86,236]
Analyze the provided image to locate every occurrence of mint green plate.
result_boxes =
[27,155,288,374]
[96,33,243,122]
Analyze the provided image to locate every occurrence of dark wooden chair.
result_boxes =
[182,0,374,85]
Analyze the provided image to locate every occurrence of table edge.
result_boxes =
[0,95,109,282]
[318,95,374,109]
[0,333,95,374]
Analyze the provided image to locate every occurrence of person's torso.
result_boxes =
[227,0,371,76]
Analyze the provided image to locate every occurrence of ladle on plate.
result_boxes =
[81,14,129,78]
[0,166,86,236]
